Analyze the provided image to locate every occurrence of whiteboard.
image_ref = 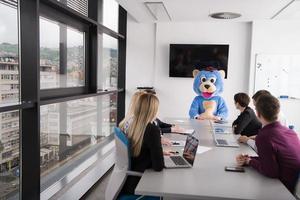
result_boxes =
[254,54,300,99]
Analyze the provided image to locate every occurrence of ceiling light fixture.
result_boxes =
[144,2,171,21]
[209,12,241,19]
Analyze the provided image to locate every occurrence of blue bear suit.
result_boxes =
[189,69,229,119]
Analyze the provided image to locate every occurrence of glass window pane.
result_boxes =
[40,94,117,190]
[98,34,118,90]
[40,18,59,89]
[0,110,20,199]
[0,1,19,105]
[102,0,119,32]
[40,17,85,89]
[67,27,85,87]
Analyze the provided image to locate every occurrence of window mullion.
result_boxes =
[117,6,126,124]
[59,23,68,88]
[19,0,40,199]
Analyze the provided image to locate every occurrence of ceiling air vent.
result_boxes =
[209,12,241,19]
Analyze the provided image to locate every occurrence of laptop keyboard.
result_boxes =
[216,139,228,145]
[170,156,188,166]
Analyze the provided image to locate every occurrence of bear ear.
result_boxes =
[193,69,200,78]
[219,70,225,79]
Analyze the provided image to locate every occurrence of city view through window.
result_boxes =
[0,1,119,199]
[40,94,117,179]
[40,17,85,89]
[39,16,118,183]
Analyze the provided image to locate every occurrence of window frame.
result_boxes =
[0,0,127,199]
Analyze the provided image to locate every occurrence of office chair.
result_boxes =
[105,127,160,200]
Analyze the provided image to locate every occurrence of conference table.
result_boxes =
[135,118,296,200]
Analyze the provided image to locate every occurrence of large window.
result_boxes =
[40,17,85,89]
[0,0,125,199]
[0,1,20,199]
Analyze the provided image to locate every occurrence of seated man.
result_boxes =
[236,94,300,194]
[238,90,288,150]
[232,93,262,137]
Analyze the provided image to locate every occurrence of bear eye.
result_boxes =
[201,77,206,82]
[210,78,216,83]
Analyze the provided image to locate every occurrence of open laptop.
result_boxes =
[212,128,239,147]
[164,135,199,168]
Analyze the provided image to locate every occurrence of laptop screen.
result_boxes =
[183,135,199,165]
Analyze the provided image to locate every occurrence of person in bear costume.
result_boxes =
[189,67,228,120]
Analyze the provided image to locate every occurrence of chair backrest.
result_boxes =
[114,127,131,170]
[105,127,131,200]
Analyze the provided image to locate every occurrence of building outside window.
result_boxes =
[0,0,125,199]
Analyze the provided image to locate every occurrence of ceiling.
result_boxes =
[116,0,300,22]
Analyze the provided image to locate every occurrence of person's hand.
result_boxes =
[249,135,256,140]
[212,116,221,121]
[238,135,249,143]
[163,149,176,156]
[183,152,194,160]
[171,125,184,133]
[198,114,221,121]
[236,154,246,166]
[161,136,172,146]
[236,154,250,166]
[245,156,251,165]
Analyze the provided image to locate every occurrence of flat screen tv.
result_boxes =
[169,44,229,78]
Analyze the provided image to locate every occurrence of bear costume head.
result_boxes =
[192,67,225,99]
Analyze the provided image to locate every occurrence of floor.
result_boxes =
[80,169,112,200]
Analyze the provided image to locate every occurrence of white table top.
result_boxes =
[135,118,296,200]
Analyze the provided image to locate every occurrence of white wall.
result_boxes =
[126,20,252,121]
[250,20,300,131]
[125,15,156,110]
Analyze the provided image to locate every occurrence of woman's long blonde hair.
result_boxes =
[119,91,144,131]
[126,93,159,157]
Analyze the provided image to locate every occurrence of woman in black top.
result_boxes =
[232,93,262,137]
[119,93,164,195]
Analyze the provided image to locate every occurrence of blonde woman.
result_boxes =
[119,93,164,196]
[120,91,183,146]
[119,91,173,146]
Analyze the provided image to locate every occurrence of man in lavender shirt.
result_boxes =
[236,94,300,194]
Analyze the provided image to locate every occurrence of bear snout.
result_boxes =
[204,84,210,89]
